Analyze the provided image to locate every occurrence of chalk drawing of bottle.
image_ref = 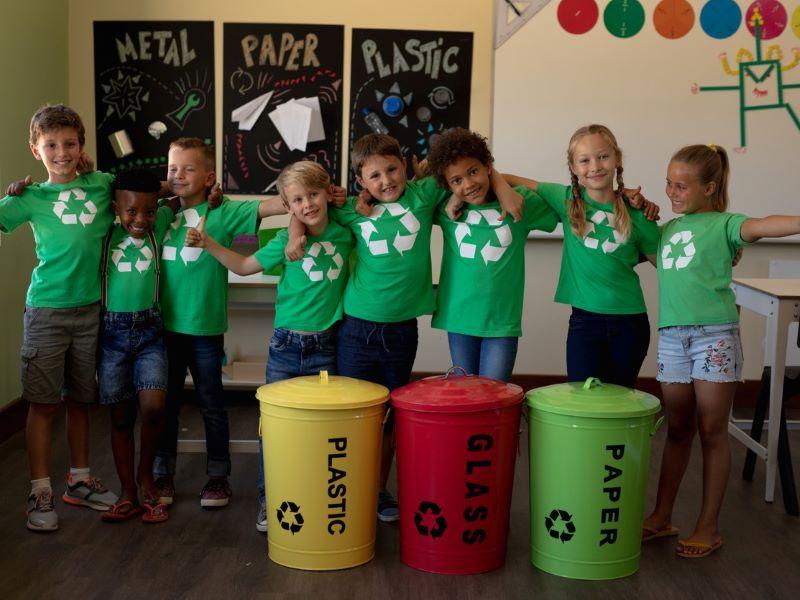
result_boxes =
[362,108,389,134]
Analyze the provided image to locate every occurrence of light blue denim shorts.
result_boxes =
[657,324,743,384]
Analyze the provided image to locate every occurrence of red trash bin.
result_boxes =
[391,368,524,574]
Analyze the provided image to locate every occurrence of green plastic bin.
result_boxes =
[526,378,662,580]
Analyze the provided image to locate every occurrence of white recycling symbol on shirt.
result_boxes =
[583,211,624,254]
[661,230,696,270]
[301,241,344,282]
[161,208,204,265]
[111,236,153,273]
[358,202,420,256]
[52,188,97,226]
[454,208,512,264]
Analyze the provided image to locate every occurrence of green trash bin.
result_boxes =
[526,378,662,580]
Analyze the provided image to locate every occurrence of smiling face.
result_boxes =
[113,190,159,238]
[665,160,715,215]
[30,127,83,184]
[282,181,329,233]
[356,154,407,203]
[569,133,619,198]
[167,146,216,204]
[443,157,492,206]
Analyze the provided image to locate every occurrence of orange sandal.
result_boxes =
[676,538,723,558]
[141,500,168,524]
[101,500,144,522]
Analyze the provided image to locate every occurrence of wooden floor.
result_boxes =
[1,402,798,600]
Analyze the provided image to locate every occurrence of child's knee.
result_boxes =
[666,419,696,442]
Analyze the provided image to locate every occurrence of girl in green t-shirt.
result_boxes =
[425,128,559,381]
[644,144,800,558]
[502,124,661,388]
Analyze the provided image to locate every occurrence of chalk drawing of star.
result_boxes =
[102,72,147,121]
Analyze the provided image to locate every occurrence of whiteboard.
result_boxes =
[493,1,800,241]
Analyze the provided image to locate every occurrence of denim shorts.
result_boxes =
[98,308,167,405]
[265,327,338,383]
[657,323,743,384]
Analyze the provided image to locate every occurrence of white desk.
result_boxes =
[730,278,800,502]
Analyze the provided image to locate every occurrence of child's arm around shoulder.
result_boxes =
[740,215,800,242]
[185,217,263,276]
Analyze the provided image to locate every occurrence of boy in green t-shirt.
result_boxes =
[98,169,174,524]
[425,128,559,382]
[185,160,353,532]
[0,104,118,532]
[153,138,286,509]
[287,133,522,521]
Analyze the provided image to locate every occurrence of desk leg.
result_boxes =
[764,303,793,503]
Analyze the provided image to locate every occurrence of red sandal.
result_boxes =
[141,500,168,524]
[101,500,144,522]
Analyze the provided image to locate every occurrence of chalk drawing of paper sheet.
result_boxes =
[231,91,273,130]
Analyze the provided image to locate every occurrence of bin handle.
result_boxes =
[442,366,469,379]
[583,377,602,390]
[319,370,329,385]
[650,415,665,437]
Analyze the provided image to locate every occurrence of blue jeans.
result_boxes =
[447,333,518,382]
[154,332,230,478]
[566,307,650,388]
[336,314,418,391]
[258,328,338,506]
[98,308,167,405]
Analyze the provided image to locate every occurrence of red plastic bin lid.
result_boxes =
[391,368,524,413]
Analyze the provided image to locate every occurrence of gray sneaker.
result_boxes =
[256,503,267,533]
[27,488,59,532]
[62,476,118,511]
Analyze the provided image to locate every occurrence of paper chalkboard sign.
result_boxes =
[348,28,473,193]
[93,21,215,176]
[222,23,345,194]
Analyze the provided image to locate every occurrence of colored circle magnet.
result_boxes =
[557,0,599,35]
[603,0,646,39]
[746,1,788,40]
[700,0,742,40]
[793,5,800,40]
[654,0,695,40]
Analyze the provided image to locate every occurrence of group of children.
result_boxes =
[2,103,799,561]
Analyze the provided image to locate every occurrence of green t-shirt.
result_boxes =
[657,212,748,328]
[0,171,114,308]
[432,187,558,337]
[104,206,173,313]
[160,197,259,335]
[536,182,660,315]
[331,177,448,323]
[255,222,354,332]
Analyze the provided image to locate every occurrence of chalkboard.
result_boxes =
[222,23,344,194]
[93,21,215,175]
[348,28,473,192]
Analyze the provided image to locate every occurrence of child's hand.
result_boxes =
[355,189,374,217]
[285,234,307,261]
[76,152,95,175]
[497,189,524,223]
[623,186,644,208]
[159,180,172,198]
[184,216,207,247]
[641,199,660,221]
[445,194,465,221]
[732,247,744,267]
[329,184,346,208]
[6,175,32,196]
[206,182,223,209]
[412,155,429,180]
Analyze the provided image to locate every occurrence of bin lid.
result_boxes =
[526,377,661,418]
[391,368,524,413]
[256,371,389,410]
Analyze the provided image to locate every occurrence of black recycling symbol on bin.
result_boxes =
[545,508,576,543]
[277,500,304,534]
[414,501,447,538]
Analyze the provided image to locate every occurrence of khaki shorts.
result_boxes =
[21,303,100,404]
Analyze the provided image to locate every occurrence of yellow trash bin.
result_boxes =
[257,371,389,570]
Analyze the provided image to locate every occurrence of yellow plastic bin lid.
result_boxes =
[256,371,389,410]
